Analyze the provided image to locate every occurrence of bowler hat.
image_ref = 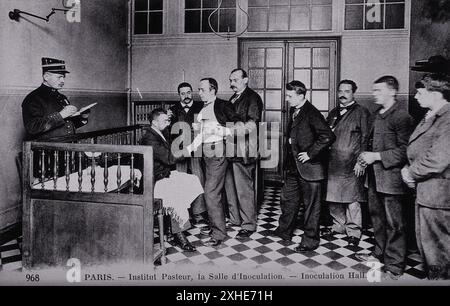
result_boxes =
[411,55,450,74]
[42,57,70,74]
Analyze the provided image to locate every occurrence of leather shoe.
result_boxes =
[355,252,381,262]
[294,244,318,253]
[173,232,196,252]
[192,214,209,226]
[347,236,360,246]
[236,229,255,239]
[204,238,222,247]
[199,225,212,236]
[268,230,291,241]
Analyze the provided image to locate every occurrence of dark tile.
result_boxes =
[1,255,21,265]
[275,257,296,266]
[0,244,19,253]
[254,245,272,254]
[231,244,250,252]
[325,260,347,271]
[350,263,371,273]
[277,247,296,256]
[299,258,321,269]
[251,255,271,264]
[204,251,223,260]
[228,253,247,261]
[321,242,341,251]
[405,268,427,279]
[255,237,273,245]
[174,258,194,265]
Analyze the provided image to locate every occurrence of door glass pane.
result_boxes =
[249,69,265,89]
[365,3,384,30]
[148,12,163,34]
[290,6,310,30]
[385,3,405,29]
[248,8,268,31]
[249,0,268,6]
[294,48,311,68]
[311,91,329,111]
[202,10,217,32]
[185,0,201,9]
[312,70,329,89]
[265,90,282,110]
[312,0,332,4]
[248,48,265,68]
[149,0,163,10]
[268,7,289,31]
[266,48,283,67]
[291,0,308,5]
[311,6,332,30]
[294,69,311,89]
[255,90,265,105]
[266,70,283,88]
[312,48,330,67]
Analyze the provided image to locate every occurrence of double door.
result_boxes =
[240,39,338,181]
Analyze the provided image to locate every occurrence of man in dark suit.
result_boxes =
[139,108,196,252]
[271,80,335,252]
[22,57,90,141]
[187,78,241,247]
[169,82,208,226]
[225,69,263,239]
[356,76,415,280]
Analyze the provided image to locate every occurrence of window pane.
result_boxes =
[312,48,330,68]
[345,5,363,29]
[249,69,265,89]
[346,0,363,3]
[385,3,404,29]
[203,0,218,8]
[202,9,217,32]
[148,12,163,34]
[268,6,289,31]
[185,0,201,9]
[294,48,311,68]
[265,91,282,109]
[135,0,148,11]
[149,0,163,10]
[255,90,265,105]
[134,12,148,34]
[266,48,283,67]
[312,70,329,89]
[290,6,310,30]
[311,5,332,30]
[294,69,311,89]
[311,91,329,110]
[185,10,201,32]
[248,49,265,68]
[266,70,283,88]
[248,0,268,6]
[290,0,308,5]
[219,9,236,32]
[312,0,332,4]
[221,0,236,8]
[365,2,384,29]
[248,8,268,31]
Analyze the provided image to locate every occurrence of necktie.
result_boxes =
[231,94,241,104]
[292,108,300,120]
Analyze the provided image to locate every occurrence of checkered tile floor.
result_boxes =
[1,186,426,281]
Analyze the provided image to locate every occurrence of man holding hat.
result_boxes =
[22,57,90,141]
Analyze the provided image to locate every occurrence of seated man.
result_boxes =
[139,108,203,252]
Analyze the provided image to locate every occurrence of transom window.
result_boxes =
[185,0,237,33]
[248,0,333,32]
[134,0,163,34]
[345,0,405,30]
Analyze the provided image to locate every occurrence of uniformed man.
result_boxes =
[22,57,90,141]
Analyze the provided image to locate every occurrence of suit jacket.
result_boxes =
[407,103,450,209]
[169,100,204,149]
[139,127,177,182]
[22,84,87,141]
[229,87,263,164]
[368,100,415,195]
[326,102,371,202]
[213,98,242,126]
[285,101,336,181]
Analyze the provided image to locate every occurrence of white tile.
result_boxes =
[1,249,20,258]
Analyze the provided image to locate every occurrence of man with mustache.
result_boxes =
[22,57,90,141]
[169,82,208,227]
[323,80,371,246]
[225,68,263,239]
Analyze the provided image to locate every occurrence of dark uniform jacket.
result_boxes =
[368,101,415,195]
[407,104,450,209]
[22,84,87,141]
[229,87,263,164]
[285,101,336,181]
[326,102,371,203]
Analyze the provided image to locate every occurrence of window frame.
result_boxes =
[133,0,165,35]
[183,0,238,34]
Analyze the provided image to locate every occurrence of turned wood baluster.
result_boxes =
[53,151,58,190]
[103,153,108,192]
[40,150,45,189]
[117,153,122,193]
[71,151,75,172]
[91,153,96,193]
[130,154,134,194]
[65,151,70,191]
[78,151,83,192]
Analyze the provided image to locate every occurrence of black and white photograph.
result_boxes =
[0,0,449,294]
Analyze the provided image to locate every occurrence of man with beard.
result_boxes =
[324,80,371,246]
[225,68,263,239]
[169,82,208,227]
